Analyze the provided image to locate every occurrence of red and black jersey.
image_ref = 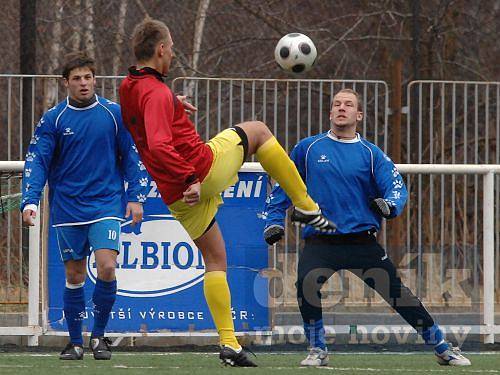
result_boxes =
[119,67,213,205]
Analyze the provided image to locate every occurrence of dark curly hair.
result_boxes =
[61,51,95,79]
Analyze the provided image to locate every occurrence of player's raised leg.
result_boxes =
[234,121,335,232]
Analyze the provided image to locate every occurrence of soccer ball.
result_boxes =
[274,33,317,73]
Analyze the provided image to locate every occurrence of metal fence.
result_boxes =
[0,75,498,344]
[0,74,123,162]
[405,81,500,302]
[171,77,389,153]
[1,161,499,345]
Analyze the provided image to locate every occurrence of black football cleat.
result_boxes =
[59,342,84,360]
[219,345,257,367]
[89,336,112,360]
[291,207,336,233]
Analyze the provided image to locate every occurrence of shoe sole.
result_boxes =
[93,353,112,360]
[221,358,235,366]
[300,361,329,367]
[59,356,83,360]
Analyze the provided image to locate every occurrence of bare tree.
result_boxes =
[112,1,128,76]
[43,0,63,110]
[83,0,95,59]
[70,0,82,51]
[186,0,211,97]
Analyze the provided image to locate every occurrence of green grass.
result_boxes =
[0,352,498,374]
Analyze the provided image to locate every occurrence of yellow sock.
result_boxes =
[256,137,317,211]
[203,271,240,349]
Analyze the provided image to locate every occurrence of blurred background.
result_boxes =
[3,0,500,80]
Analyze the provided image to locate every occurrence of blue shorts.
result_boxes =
[54,219,121,262]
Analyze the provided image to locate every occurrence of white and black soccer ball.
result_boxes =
[274,33,317,73]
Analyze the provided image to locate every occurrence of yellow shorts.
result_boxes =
[168,128,244,240]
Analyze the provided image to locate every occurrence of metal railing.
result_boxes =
[0,161,498,344]
[0,75,498,345]
[172,77,389,152]
[406,81,500,299]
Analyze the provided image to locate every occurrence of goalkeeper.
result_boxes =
[263,88,471,367]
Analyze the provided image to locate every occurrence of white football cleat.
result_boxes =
[300,347,329,367]
[435,344,471,366]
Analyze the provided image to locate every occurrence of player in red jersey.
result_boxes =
[119,18,336,367]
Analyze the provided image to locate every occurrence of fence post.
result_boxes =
[28,207,40,346]
[388,57,404,259]
[483,171,494,344]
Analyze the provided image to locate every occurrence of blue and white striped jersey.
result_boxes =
[264,131,407,237]
[21,95,149,226]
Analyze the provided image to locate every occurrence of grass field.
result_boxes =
[0,352,499,374]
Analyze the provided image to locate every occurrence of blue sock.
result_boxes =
[63,285,85,345]
[91,278,117,337]
[434,340,449,354]
[303,320,326,350]
[422,323,448,353]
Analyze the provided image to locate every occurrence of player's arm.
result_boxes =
[142,90,200,192]
[21,115,57,226]
[263,183,291,245]
[370,148,408,219]
[115,109,148,225]
[176,94,197,115]
[263,144,304,245]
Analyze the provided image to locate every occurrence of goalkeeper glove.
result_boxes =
[263,225,285,245]
[370,198,392,218]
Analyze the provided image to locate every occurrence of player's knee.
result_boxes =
[96,261,117,280]
[66,271,86,285]
[254,121,272,138]
[241,120,271,139]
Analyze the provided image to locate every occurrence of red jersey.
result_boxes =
[119,67,213,205]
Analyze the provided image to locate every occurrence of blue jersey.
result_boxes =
[264,131,407,237]
[21,95,149,226]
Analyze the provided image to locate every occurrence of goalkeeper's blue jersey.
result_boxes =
[21,95,149,226]
[264,131,407,237]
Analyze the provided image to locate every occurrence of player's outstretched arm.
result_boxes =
[20,114,57,222]
[176,94,197,115]
[115,107,149,207]
[263,224,285,245]
[371,148,408,218]
[263,183,291,245]
[369,198,392,219]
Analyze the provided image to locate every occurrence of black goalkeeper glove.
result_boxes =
[263,225,285,245]
[370,198,392,218]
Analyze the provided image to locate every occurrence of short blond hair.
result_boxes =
[333,88,363,112]
[131,18,170,61]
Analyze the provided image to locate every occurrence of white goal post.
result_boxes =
[0,160,41,345]
[0,161,499,345]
